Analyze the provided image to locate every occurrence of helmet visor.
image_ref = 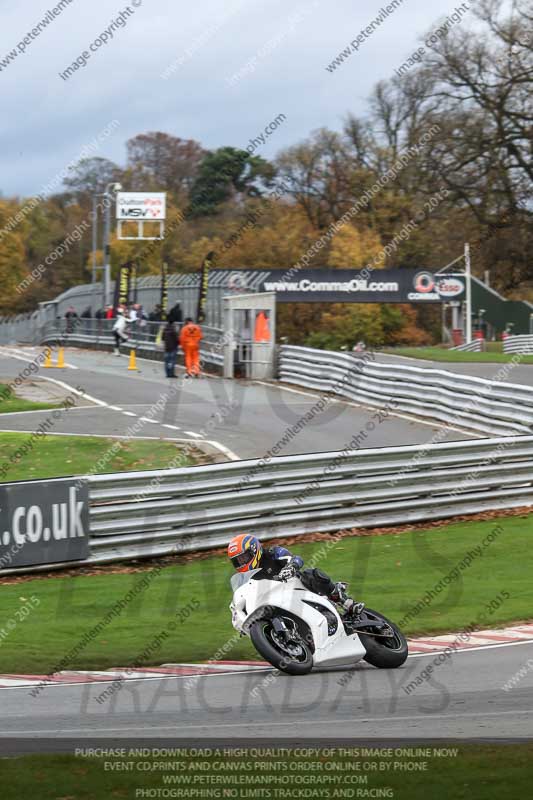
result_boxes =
[231,551,254,569]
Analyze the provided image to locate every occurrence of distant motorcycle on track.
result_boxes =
[230,569,408,675]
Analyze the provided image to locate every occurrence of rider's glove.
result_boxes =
[278,561,297,582]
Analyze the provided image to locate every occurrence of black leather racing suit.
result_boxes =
[251,545,337,597]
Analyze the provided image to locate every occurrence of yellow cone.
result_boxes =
[56,347,65,368]
[128,349,138,371]
[44,348,52,368]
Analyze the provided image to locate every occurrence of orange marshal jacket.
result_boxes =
[179,323,203,348]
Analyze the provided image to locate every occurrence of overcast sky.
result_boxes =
[1,0,471,198]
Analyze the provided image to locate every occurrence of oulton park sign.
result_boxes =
[116,192,166,220]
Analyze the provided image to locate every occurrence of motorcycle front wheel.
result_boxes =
[250,616,313,675]
[357,608,408,668]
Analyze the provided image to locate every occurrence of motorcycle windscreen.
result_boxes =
[230,568,261,592]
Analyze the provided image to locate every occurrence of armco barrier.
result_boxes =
[39,318,225,369]
[279,345,533,436]
[503,335,533,355]
[1,435,533,575]
[450,340,483,352]
[0,311,40,345]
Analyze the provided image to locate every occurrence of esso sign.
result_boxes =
[437,278,465,298]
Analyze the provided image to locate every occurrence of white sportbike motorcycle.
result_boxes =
[230,569,408,675]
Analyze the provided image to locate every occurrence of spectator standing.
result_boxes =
[128,303,139,346]
[179,317,203,377]
[149,304,163,322]
[65,306,78,333]
[94,307,105,336]
[112,309,128,355]
[138,304,148,328]
[168,302,183,325]
[163,321,179,378]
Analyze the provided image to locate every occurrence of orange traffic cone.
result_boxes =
[56,347,65,368]
[128,349,138,371]
[254,311,271,342]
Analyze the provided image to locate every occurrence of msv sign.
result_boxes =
[116,192,166,220]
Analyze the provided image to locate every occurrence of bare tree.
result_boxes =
[125,131,205,199]
[276,129,360,229]
[419,0,531,216]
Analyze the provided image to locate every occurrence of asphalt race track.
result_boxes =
[377,352,533,386]
[2,344,531,744]
[0,346,471,460]
[1,642,532,740]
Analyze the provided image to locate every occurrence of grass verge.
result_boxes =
[0,513,530,674]
[0,383,59,414]
[0,432,197,483]
[382,346,533,364]
[0,745,532,799]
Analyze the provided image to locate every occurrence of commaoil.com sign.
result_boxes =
[0,478,90,570]
[218,269,465,303]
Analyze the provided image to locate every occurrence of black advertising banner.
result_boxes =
[197,251,214,323]
[113,262,132,312]
[130,262,138,304]
[112,272,120,312]
[209,269,466,304]
[0,478,90,569]
[161,261,169,315]
[259,269,466,303]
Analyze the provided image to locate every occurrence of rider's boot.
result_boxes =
[330,582,365,617]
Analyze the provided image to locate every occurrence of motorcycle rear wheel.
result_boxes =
[357,608,408,668]
[250,617,313,675]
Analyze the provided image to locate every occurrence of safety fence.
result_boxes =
[450,339,483,352]
[2,435,533,575]
[1,271,269,337]
[0,312,40,345]
[503,335,533,355]
[45,274,230,328]
[278,345,533,437]
[40,318,226,369]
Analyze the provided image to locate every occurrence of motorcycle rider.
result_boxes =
[227,534,364,616]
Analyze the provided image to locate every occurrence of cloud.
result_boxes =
[1,0,465,197]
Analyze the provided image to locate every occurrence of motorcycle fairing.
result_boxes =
[231,574,366,667]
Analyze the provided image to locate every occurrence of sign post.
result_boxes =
[464,242,472,343]
[161,262,169,317]
[102,182,122,310]
[116,192,166,240]
[115,191,167,317]
[197,251,214,323]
